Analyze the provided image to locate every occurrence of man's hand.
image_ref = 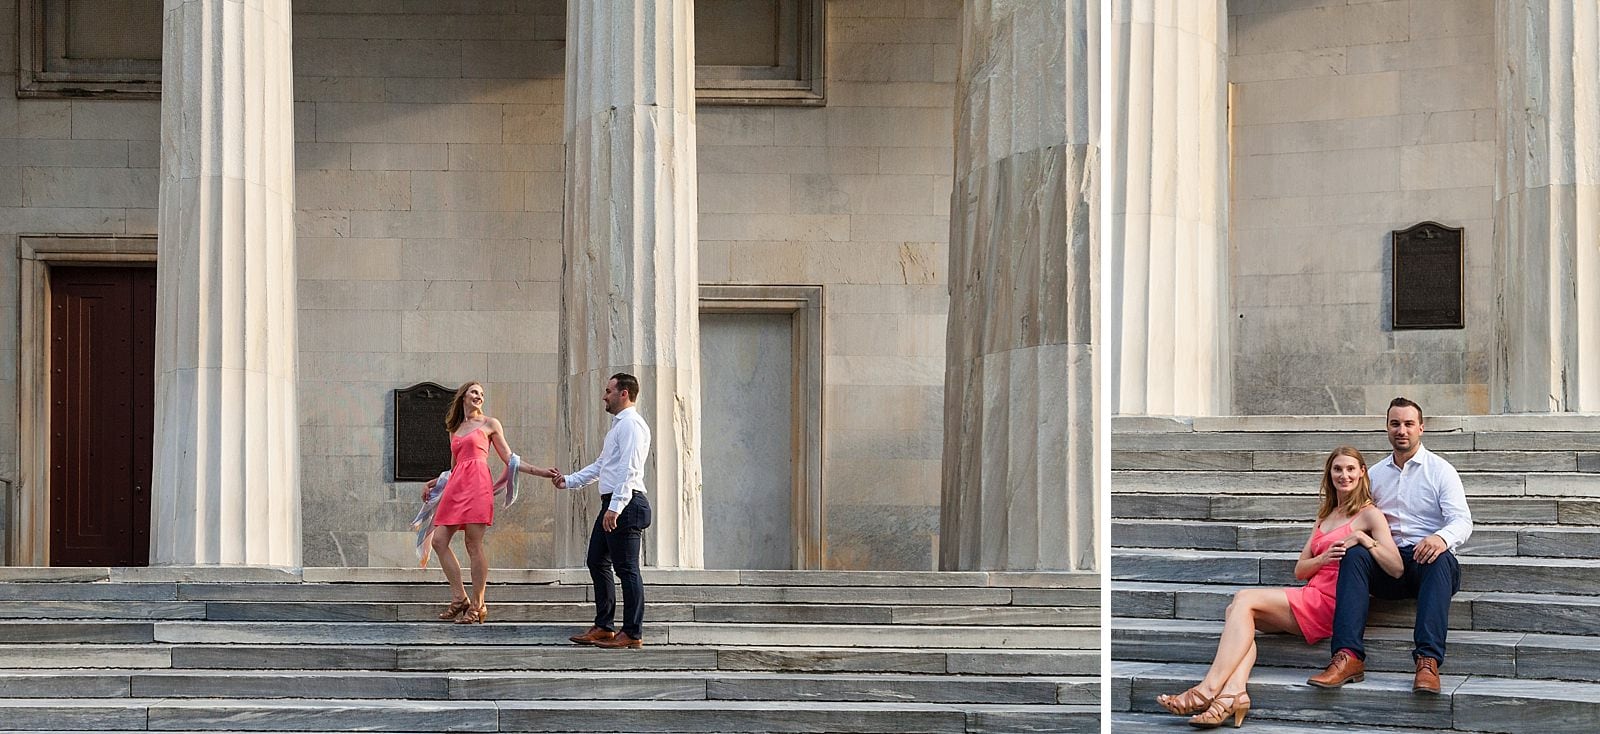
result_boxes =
[602,510,619,532]
[552,472,566,489]
[1413,534,1448,564]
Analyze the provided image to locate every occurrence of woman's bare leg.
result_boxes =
[463,523,489,606]
[432,526,467,602]
[1221,639,1258,694]
[1193,588,1300,697]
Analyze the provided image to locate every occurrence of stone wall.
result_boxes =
[1228,0,1495,415]
[0,0,162,562]
[0,0,960,570]
[699,1,959,570]
[290,1,567,567]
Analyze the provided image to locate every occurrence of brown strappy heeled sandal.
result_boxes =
[1156,685,1215,715]
[455,602,488,624]
[437,597,472,621]
[1188,691,1250,729]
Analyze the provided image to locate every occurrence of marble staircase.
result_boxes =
[0,567,1098,733]
[1111,415,1600,733]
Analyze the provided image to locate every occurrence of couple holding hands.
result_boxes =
[422,374,652,649]
[1157,397,1473,728]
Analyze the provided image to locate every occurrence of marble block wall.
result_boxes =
[698,0,960,570]
[0,0,162,562]
[1228,0,1495,415]
[0,0,966,570]
[290,1,566,567]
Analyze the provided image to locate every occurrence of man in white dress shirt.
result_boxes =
[554,373,653,649]
[1309,397,1472,694]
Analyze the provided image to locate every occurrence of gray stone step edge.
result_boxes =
[1114,660,1600,734]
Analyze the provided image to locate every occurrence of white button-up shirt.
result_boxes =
[564,406,651,514]
[1368,444,1473,550]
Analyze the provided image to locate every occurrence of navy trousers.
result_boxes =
[587,492,652,639]
[1329,543,1461,665]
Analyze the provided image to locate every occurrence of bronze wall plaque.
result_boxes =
[1392,221,1464,330]
[393,382,455,481]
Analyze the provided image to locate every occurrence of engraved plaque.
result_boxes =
[1392,221,1464,330]
[393,382,455,481]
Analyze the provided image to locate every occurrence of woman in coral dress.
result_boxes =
[427,381,556,624]
[1154,446,1404,728]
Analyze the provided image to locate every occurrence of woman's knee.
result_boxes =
[430,530,452,551]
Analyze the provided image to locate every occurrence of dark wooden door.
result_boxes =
[49,266,155,566]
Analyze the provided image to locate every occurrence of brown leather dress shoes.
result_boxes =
[1307,649,1365,688]
[594,632,643,649]
[1413,656,1441,694]
[568,626,616,645]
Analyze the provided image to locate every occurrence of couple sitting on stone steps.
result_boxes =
[1156,397,1473,728]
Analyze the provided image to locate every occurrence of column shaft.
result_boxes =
[559,1,703,568]
[1494,1,1600,412]
[942,0,1099,571]
[1108,0,1229,416]
[152,0,300,566]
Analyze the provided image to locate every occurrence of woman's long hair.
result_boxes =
[1317,446,1373,520]
[444,381,483,433]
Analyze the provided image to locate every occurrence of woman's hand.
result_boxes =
[1344,530,1376,550]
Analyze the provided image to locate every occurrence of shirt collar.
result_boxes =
[612,406,638,422]
[1382,443,1429,469]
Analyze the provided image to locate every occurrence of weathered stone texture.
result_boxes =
[1228,0,1498,415]
[559,0,704,568]
[941,0,1099,571]
[1493,0,1600,412]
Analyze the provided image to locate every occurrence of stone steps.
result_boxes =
[1112,547,1600,596]
[1115,661,1600,733]
[1111,418,1600,730]
[0,669,1096,704]
[0,643,1098,675]
[1112,710,1496,733]
[0,619,1097,649]
[1113,616,1600,682]
[0,571,1097,733]
[0,600,1094,625]
[1113,491,1600,526]
[1113,518,1600,557]
[1114,581,1600,636]
[0,698,1100,733]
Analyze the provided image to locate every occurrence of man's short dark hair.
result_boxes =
[611,372,641,401]
[1388,396,1423,423]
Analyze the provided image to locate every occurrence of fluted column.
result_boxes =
[152,0,300,566]
[1494,1,1600,412]
[559,1,703,568]
[942,0,1099,571]
[1108,0,1228,416]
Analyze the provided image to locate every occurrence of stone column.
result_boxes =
[1493,1,1600,412]
[559,1,703,568]
[151,0,300,566]
[942,0,1099,572]
[1108,0,1229,416]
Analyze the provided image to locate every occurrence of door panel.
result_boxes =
[700,312,796,570]
[49,266,154,566]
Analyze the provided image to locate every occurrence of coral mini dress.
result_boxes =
[434,427,494,527]
[1284,518,1356,644]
